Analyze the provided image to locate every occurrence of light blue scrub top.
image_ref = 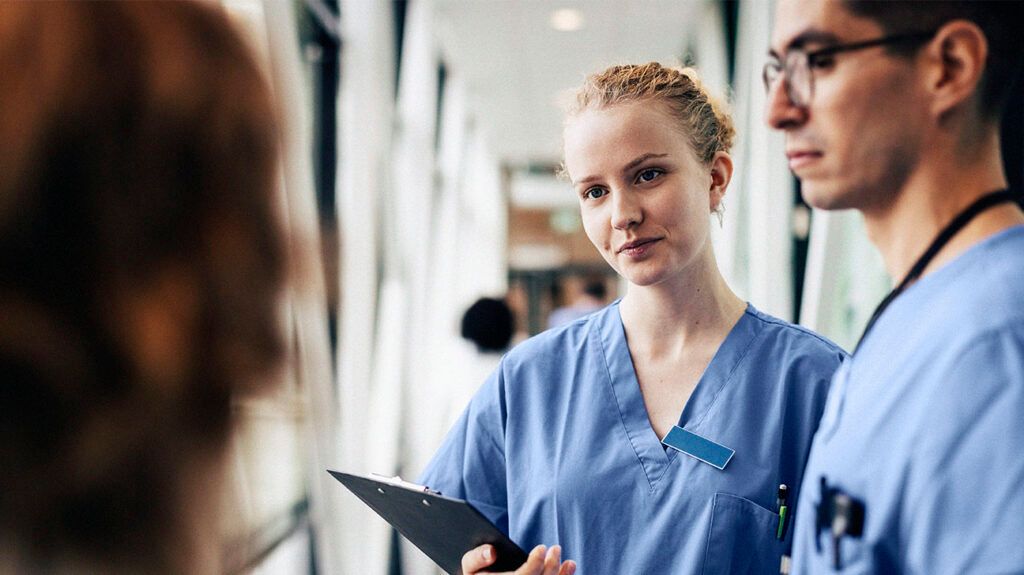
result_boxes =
[791,225,1024,574]
[420,301,845,574]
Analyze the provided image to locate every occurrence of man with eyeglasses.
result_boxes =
[766,1,1024,573]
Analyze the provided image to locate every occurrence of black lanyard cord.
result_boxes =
[854,189,1018,353]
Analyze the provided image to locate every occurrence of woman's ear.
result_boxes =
[708,151,733,212]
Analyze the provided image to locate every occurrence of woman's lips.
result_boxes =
[618,237,660,257]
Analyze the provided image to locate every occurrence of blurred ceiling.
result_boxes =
[433,0,704,168]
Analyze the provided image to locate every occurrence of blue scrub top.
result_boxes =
[791,225,1024,574]
[420,301,845,574]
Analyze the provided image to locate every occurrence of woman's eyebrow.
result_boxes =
[623,153,669,173]
[573,152,669,186]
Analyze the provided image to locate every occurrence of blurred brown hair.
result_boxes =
[0,1,285,572]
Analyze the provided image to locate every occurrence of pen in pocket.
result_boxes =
[776,484,789,540]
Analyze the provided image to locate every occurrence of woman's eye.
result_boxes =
[584,187,606,200]
[637,168,662,183]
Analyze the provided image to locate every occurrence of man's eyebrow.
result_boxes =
[573,153,669,187]
[768,29,843,58]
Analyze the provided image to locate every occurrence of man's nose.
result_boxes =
[764,75,807,131]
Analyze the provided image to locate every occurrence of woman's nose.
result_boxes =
[611,191,642,230]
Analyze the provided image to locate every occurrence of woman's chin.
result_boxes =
[620,269,666,288]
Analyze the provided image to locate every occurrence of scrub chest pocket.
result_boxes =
[702,492,784,575]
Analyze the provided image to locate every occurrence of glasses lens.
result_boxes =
[763,61,781,94]
[786,50,811,106]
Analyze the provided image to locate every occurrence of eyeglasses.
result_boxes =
[763,31,937,108]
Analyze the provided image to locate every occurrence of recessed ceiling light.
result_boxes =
[550,8,584,32]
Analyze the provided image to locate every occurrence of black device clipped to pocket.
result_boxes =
[328,470,528,574]
[815,476,866,570]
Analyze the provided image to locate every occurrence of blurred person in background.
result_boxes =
[424,63,847,575]
[546,276,608,330]
[505,281,532,345]
[0,2,286,573]
[439,296,516,432]
[461,297,516,355]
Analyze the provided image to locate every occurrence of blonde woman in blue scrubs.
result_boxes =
[420,63,846,575]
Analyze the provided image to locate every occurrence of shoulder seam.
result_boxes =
[745,309,848,356]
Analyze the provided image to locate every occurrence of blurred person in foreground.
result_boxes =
[766,1,1024,572]
[0,2,286,573]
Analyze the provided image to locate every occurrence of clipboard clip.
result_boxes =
[369,473,441,495]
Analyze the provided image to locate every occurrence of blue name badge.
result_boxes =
[662,426,735,470]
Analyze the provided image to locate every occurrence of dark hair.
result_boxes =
[461,298,515,353]
[583,279,608,300]
[844,1,1024,121]
[0,2,284,571]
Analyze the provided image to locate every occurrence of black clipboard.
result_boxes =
[328,470,528,574]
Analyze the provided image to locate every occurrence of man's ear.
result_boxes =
[709,151,733,212]
[925,20,988,120]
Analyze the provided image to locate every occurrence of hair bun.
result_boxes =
[568,61,735,163]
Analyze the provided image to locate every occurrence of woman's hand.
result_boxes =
[461,543,577,575]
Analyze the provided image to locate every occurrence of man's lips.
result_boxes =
[786,150,823,170]
[617,237,661,254]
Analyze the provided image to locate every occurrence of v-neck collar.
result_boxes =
[593,300,763,491]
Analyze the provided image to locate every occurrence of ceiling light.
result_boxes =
[550,8,584,32]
